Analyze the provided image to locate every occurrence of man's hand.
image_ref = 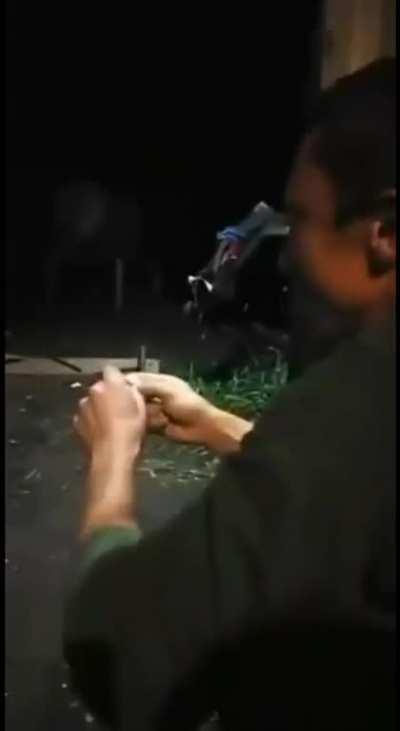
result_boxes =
[74,364,146,464]
[73,365,147,538]
[126,372,253,456]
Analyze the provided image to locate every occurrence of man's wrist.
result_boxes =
[90,439,141,472]
[81,448,139,538]
[80,504,137,540]
[205,407,253,455]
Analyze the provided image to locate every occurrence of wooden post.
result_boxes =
[321,0,395,89]
[115,257,124,313]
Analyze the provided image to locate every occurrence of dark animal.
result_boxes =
[184,202,291,376]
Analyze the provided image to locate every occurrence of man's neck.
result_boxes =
[362,295,395,329]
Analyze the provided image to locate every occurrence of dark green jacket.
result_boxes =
[64,319,395,730]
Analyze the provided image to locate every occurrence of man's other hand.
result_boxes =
[126,372,253,455]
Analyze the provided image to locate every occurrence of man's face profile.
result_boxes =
[280,132,395,335]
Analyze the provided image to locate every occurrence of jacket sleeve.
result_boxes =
[63,451,271,731]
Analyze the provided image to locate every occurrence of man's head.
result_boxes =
[282,58,396,328]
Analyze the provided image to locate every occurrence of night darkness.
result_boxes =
[6,1,323,318]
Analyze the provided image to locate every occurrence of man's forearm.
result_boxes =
[206,408,253,456]
[80,451,138,539]
[78,406,252,539]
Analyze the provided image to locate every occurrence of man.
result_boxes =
[64,59,396,730]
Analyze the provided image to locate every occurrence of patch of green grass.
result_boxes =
[186,353,288,419]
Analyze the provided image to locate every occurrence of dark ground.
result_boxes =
[5,299,226,730]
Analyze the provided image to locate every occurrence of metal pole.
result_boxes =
[138,344,146,371]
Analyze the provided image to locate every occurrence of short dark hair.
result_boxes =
[307,58,396,227]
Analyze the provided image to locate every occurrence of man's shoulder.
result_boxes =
[240,321,394,473]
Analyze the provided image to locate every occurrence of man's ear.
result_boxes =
[368,190,396,275]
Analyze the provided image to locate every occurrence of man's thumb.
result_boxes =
[103,364,124,384]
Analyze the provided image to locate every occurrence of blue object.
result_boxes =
[217,202,289,243]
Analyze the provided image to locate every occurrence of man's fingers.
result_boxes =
[164,422,189,443]
[103,364,125,385]
[73,413,86,441]
[126,372,184,400]
[77,396,96,430]
[103,365,143,408]
[146,401,168,431]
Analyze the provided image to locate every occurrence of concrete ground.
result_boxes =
[5,301,224,730]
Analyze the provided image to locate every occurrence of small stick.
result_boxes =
[138,345,147,371]
[52,356,82,373]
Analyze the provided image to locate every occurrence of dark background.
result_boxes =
[6,1,324,315]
